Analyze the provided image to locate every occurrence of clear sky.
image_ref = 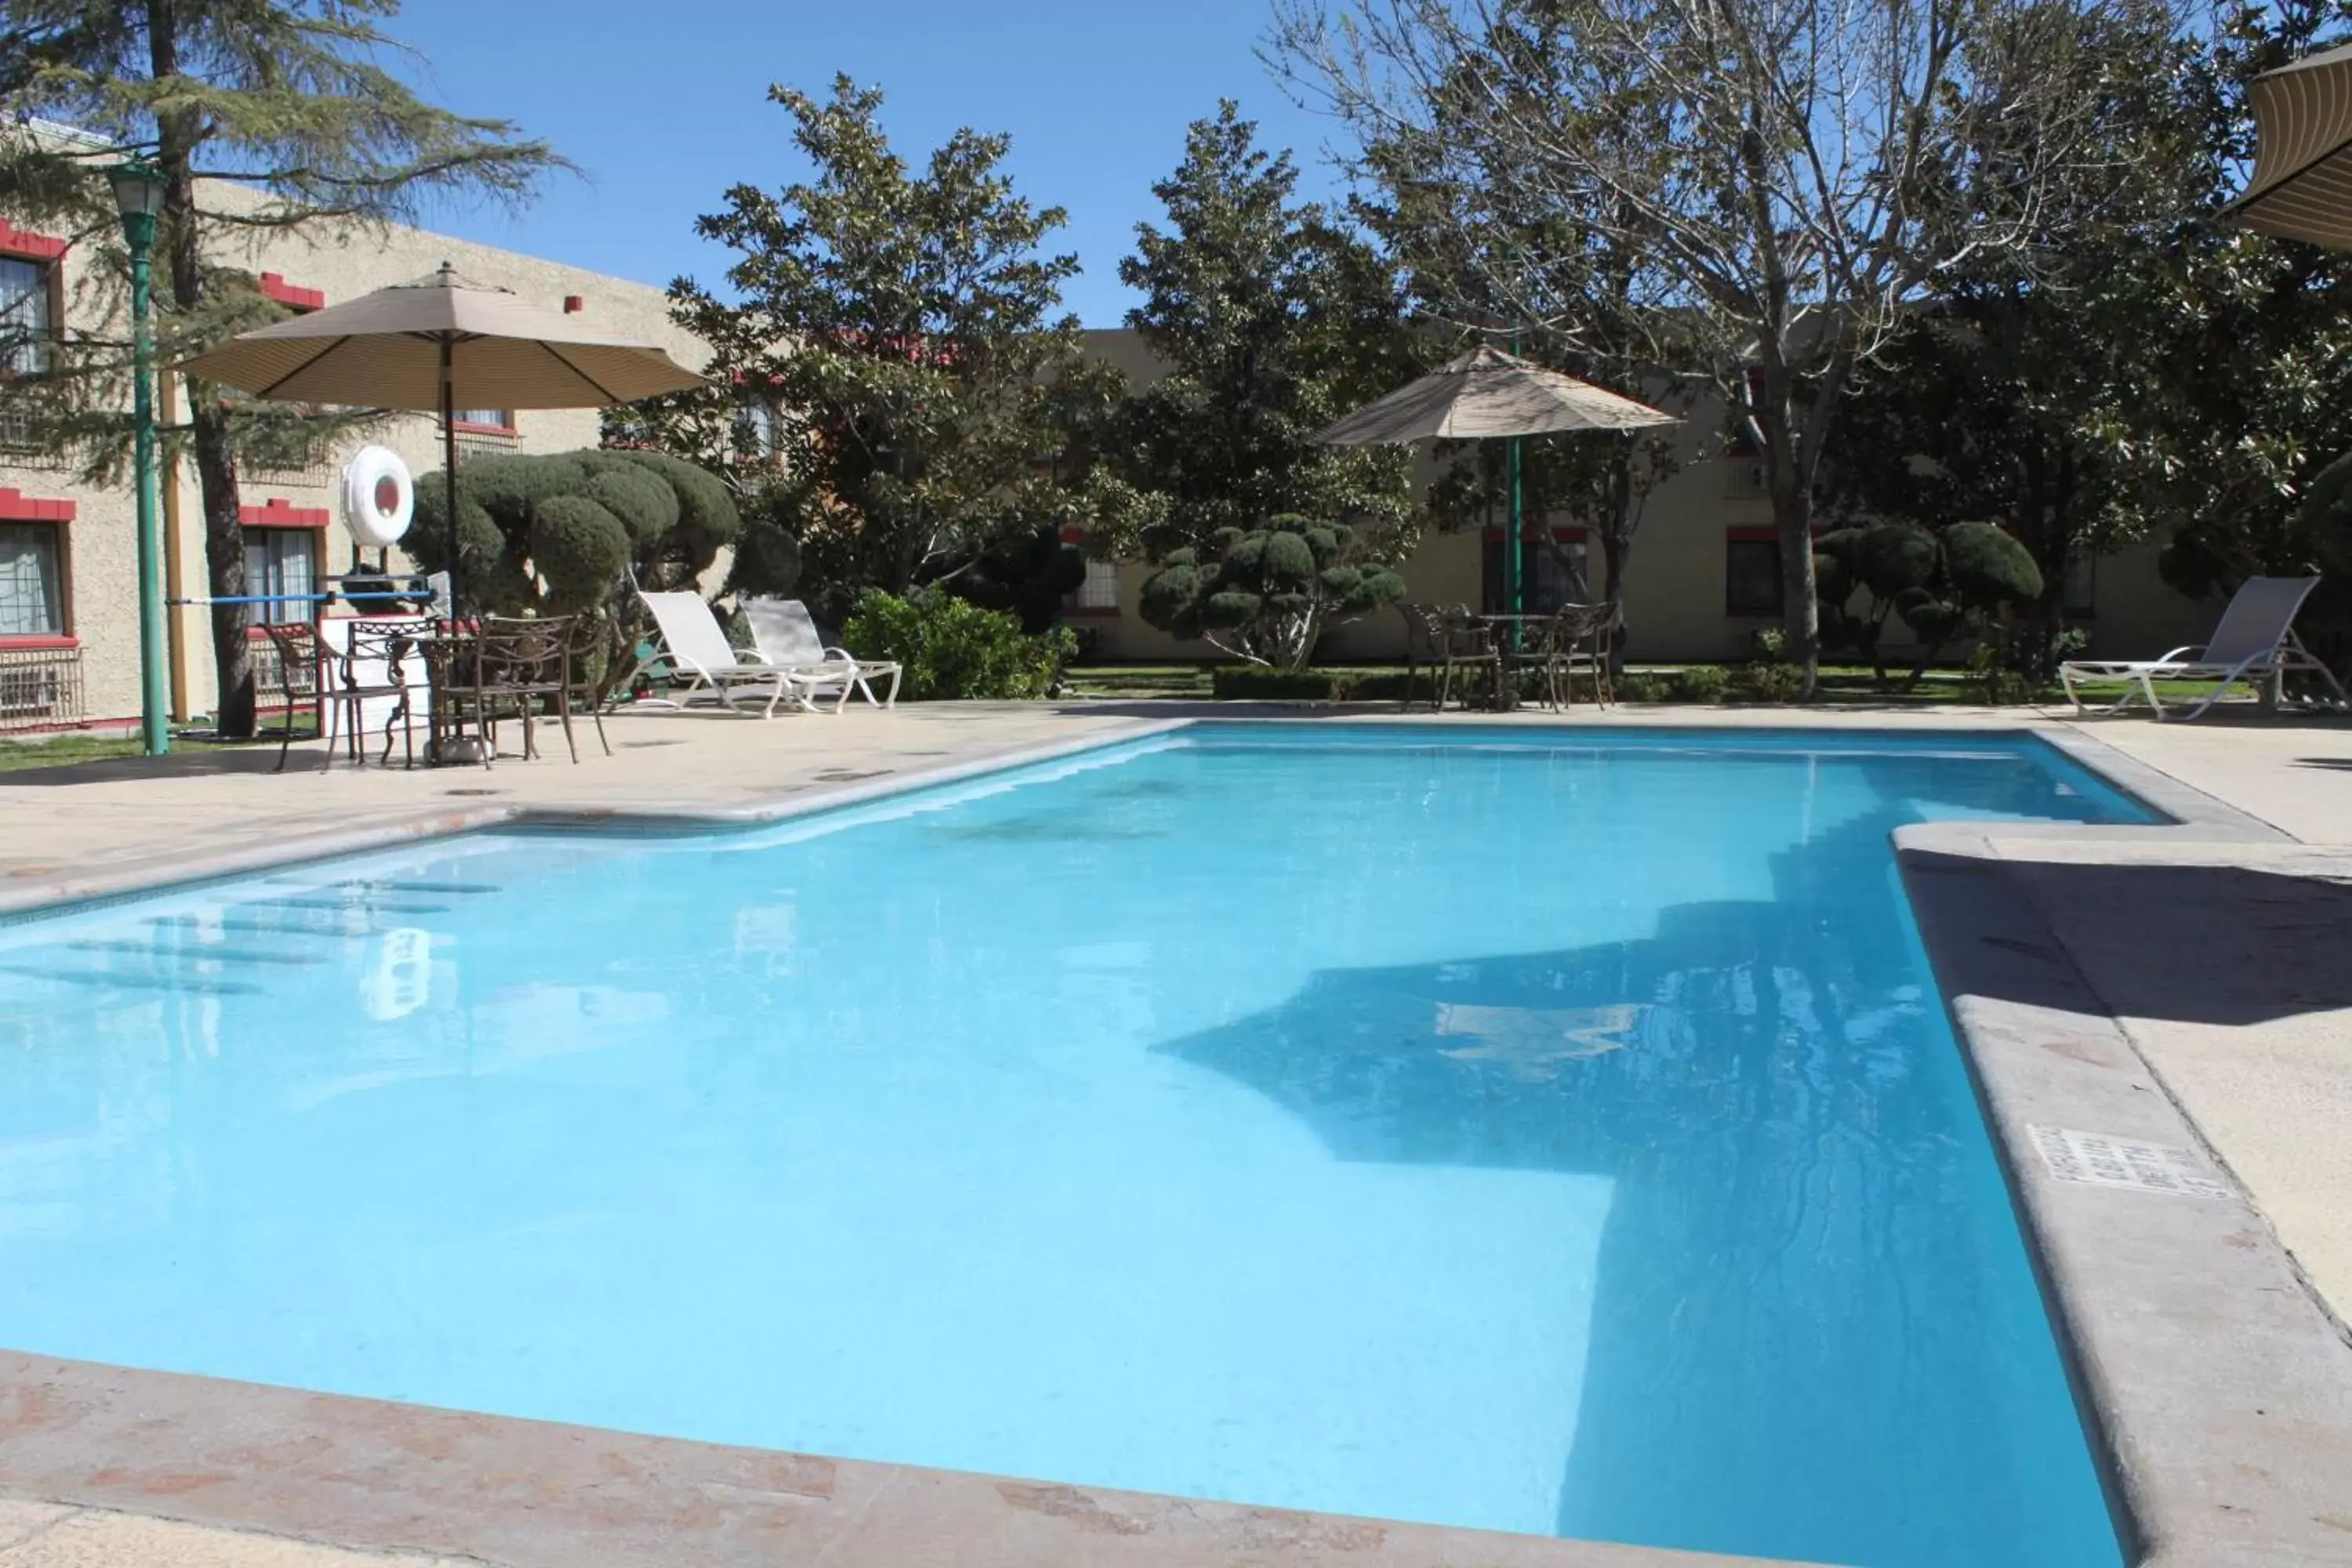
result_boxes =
[383,0,1347,326]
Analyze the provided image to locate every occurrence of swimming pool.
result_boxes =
[0,725,2145,1566]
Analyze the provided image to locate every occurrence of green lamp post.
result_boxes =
[107,158,170,757]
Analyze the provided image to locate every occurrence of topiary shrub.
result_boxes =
[1941,521,2044,611]
[842,588,1074,700]
[1673,665,1730,702]
[408,448,740,611]
[1613,671,1665,702]
[1139,514,1406,669]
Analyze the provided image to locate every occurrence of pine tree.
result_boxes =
[0,1,562,735]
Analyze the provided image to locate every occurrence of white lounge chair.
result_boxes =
[742,597,902,711]
[2060,574,2347,720]
[623,590,811,717]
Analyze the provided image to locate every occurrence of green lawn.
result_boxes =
[0,719,318,775]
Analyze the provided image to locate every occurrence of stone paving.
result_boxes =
[2,696,2348,1566]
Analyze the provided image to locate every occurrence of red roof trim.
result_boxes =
[258,272,327,311]
[0,221,67,262]
[0,487,76,523]
[240,497,331,529]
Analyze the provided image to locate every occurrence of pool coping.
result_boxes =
[2,711,2347,1566]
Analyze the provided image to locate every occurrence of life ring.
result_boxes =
[340,445,414,548]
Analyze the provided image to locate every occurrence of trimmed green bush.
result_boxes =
[843,588,1074,700]
[1673,665,1730,702]
[1942,521,2044,609]
[410,447,739,611]
[1139,514,1406,667]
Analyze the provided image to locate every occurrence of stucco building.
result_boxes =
[1,177,699,733]
[1064,329,2214,666]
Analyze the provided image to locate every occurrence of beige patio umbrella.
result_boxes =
[1314,344,1675,622]
[1312,345,1677,445]
[175,262,705,609]
[2229,41,2352,248]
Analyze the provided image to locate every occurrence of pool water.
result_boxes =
[0,725,2143,1566]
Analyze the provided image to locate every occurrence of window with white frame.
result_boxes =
[0,256,54,376]
[450,407,513,430]
[1068,555,1120,611]
[245,529,318,624]
[0,523,64,637]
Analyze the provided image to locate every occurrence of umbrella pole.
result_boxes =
[439,336,460,618]
[1506,433,1523,639]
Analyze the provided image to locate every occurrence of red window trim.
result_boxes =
[0,221,68,262]
[240,498,332,529]
[0,634,78,651]
[0,487,75,523]
[451,417,518,436]
[257,271,326,311]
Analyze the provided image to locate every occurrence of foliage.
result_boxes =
[0,0,563,735]
[2124,2,2352,670]
[840,588,1073,700]
[1611,671,1665,703]
[1138,514,1406,668]
[612,75,1143,626]
[408,448,739,615]
[1105,103,1426,564]
[1272,0,2144,692]
[1341,42,1684,646]
[1671,666,1729,704]
[1818,522,2044,684]
[955,523,1087,635]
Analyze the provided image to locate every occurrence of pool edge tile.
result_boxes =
[0,1352,1818,1568]
[1896,823,2352,1568]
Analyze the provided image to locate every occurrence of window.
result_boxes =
[2063,550,2096,618]
[0,256,54,377]
[450,408,513,431]
[735,390,782,459]
[1726,533,1785,616]
[0,524,63,637]
[1483,532,1590,615]
[1067,557,1120,612]
[245,528,318,624]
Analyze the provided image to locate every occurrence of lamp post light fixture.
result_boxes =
[107,158,170,757]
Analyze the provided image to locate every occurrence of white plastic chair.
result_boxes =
[2060,575,2347,720]
[741,597,902,711]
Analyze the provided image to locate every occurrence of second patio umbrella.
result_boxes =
[2228,41,2352,248]
[175,262,706,610]
[1314,345,1677,624]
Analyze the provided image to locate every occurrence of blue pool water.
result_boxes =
[0,726,2145,1566]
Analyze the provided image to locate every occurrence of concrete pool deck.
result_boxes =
[1,699,2349,1566]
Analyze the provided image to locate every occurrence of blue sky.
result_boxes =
[384,0,1347,325]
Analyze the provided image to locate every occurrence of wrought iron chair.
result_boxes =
[1544,601,1619,710]
[452,615,581,765]
[255,621,321,773]
[1431,604,1504,711]
[332,619,429,768]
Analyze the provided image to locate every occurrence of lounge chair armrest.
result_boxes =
[732,645,777,665]
[2157,644,2205,663]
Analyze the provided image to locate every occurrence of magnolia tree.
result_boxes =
[1139,514,1405,668]
[1271,0,2149,691]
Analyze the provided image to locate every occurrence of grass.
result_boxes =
[0,717,320,775]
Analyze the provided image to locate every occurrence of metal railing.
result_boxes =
[0,407,67,471]
[0,643,85,731]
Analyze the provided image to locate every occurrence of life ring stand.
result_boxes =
[341,445,415,549]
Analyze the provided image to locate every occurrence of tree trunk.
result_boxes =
[1598,526,1632,675]
[152,3,256,737]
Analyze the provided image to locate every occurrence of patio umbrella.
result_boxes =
[173,263,705,610]
[2228,41,2352,248]
[1314,344,1676,626]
